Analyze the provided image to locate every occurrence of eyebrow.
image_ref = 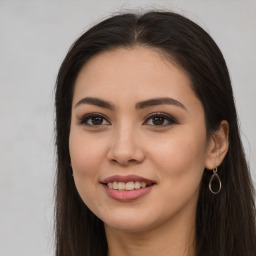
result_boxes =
[75,97,114,109]
[135,97,187,111]
[75,97,187,111]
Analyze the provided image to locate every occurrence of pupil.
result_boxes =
[153,116,164,125]
[92,117,103,125]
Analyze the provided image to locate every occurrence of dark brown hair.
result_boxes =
[54,11,256,256]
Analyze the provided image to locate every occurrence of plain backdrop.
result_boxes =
[0,1,255,255]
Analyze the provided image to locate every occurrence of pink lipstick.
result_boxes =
[101,175,156,202]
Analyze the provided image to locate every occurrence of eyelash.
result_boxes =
[144,112,178,126]
[79,112,178,127]
[79,113,110,126]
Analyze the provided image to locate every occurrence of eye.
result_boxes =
[79,113,110,126]
[144,112,177,126]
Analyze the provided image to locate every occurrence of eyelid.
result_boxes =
[78,112,111,126]
[143,112,178,126]
[78,112,177,127]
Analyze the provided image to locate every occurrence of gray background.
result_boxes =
[0,1,255,255]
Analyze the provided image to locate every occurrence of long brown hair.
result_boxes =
[54,11,256,255]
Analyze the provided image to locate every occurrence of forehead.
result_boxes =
[72,46,197,107]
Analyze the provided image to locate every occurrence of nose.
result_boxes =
[107,125,145,166]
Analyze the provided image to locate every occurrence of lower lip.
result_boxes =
[103,184,154,202]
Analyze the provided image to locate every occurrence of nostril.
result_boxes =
[110,157,138,166]
[128,159,137,163]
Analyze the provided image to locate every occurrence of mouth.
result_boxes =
[101,175,156,201]
[103,181,154,191]
[101,174,156,190]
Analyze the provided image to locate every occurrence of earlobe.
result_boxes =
[205,120,229,169]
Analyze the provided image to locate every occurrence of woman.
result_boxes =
[54,11,256,256]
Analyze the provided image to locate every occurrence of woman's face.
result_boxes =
[69,47,212,232]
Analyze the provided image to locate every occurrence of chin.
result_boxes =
[100,210,161,233]
[104,220,153,233]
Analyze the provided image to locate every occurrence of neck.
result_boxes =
[105,211,196,256]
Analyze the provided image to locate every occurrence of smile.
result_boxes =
[107,181,148,191]
[101,175,156,201]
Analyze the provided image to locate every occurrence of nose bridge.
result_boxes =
[108,120,144,165]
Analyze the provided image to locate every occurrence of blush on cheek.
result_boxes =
[72,154,98,177]
[152,138,205,181]
[70,135,102,172]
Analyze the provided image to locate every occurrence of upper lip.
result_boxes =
[102,175,156,186]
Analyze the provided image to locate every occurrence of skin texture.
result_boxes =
[69,47,229,256]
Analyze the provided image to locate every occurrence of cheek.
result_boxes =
[69,132,105,177]
[150,129,207,186]
[146,131,207,219]
[69,133,107,210]
[69,131,107,199]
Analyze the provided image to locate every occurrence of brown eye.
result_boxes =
[152,116,165,125]
[80,113,110,126]
[144,113,177,126]
[91,116,104,125]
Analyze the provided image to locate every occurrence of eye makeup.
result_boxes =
[77,111,178,128]
[78,113,110,126]
[143,112,178,127]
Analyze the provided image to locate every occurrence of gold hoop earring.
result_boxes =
[209,167,221,194]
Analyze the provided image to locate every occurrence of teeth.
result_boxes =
[126,181,135,190]
[134,181,140,189]
[107,181,150,190]
[118,182,126,190]
[113,181,118,190]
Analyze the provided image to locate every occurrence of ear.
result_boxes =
[205,120,229,170]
